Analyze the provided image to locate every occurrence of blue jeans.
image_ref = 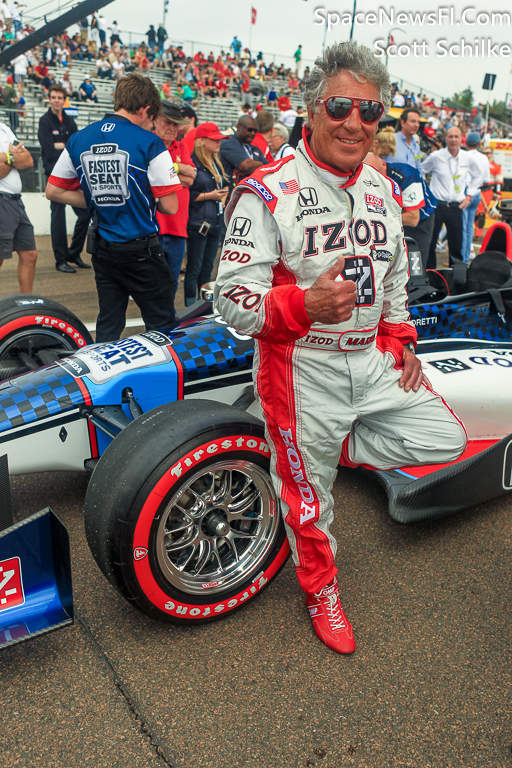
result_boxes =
[185,228,221,306]
[158,234,186,300]
[462,193,481,263]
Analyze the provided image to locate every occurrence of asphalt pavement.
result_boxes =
[0,238,511,768]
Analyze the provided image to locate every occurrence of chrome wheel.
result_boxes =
[156,460,279,596]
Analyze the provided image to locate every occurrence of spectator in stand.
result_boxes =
[279,104,298,129]
[277,90,292,111]
[266,82,277,107]
[157,24,168,53]
[294,44,302,75]
[12,52,28,96]
[219,115,266,191]
[2,77,19,132]
[288,74,300,94]
[0,122,37,292]
[252,110,274,163]
[109,21,122,46]
[78,17,88,42]
[178,82,194,104]
[11,1,25,34]
[154,100,197,300]
[186,123,229,306]
[38,83,91,273]
[112,54,125,80]
[90,13,99,46]
[134,45,150,73]
[60,70,79,100]
[147,25,156,48]
[268,122,295,159]
[97,14,107,46]
[230,36,242,60]
[40,72,56,96]
[32,59,49,85]
[2,0,13,33]
[79,76,98,103]
[96,53,113,79]
[392,90,405,107]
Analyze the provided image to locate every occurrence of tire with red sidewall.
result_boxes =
[84,400,289,625]
[0,294,93,380]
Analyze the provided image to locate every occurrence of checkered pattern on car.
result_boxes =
[0,363,84,433]
[170,320,254,382]
[412,304,512,342]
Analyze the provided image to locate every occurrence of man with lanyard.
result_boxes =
[214,41,466,655]
[219,115,266,194]
[386,108,437,269]
[46,73,180,342]
[422,126,477,269]
[38,83,91,273]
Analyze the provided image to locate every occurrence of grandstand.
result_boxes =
[0,59,305,192]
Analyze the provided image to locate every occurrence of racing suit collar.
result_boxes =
[301,125,363,188]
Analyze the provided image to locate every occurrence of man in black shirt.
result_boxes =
[38,83,90,273]
[219,116,267,193]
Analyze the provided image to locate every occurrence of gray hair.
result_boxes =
[273,122,289,141]
[302,41,391,123]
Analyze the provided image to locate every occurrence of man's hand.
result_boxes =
[304,256,357,324]
[399,346,432,392]
[53,142,66,150]
[459,195,472,210]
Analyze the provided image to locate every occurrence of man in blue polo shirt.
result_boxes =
[387,107,437,269]
[46,74,180,342]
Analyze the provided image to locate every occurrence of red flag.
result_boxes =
[251,7,257,24]
[389,34,395,45]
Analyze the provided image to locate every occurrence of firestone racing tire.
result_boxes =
[84,400,290,625]
[0,294,93,380]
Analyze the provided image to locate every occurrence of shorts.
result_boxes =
[0,196,36,259]
[13,73,25,83]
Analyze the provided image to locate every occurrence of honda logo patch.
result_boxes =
[231,217,251,237]
[101,123,116,132]
[299,187,319,207]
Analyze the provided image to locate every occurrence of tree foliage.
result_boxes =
[445,87,474,110]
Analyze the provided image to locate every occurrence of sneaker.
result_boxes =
[305,579,356,654]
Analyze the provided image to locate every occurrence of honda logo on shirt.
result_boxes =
[231,217,252,237]
[101,123,116,132]
[299,188,319,207]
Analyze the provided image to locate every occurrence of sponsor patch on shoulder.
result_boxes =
[391,179,403,205]
[242,177,277,211]
[365,193,386,216]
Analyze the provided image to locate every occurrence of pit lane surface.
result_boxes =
[1,241,511,768]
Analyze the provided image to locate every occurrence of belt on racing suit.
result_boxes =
[297,326,378,351]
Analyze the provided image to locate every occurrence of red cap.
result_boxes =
[195,122,227,140]
[6,77,14,83]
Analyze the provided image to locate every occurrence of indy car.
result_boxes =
[1,225,512,649]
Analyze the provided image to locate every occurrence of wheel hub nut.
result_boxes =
[206,513,230,537]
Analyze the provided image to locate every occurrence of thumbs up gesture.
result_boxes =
[304,256,357,324]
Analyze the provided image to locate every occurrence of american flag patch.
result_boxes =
[279,180,299,194]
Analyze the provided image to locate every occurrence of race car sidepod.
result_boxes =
[0,455,73,649]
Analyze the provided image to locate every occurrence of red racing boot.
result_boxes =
[305,579,356,654]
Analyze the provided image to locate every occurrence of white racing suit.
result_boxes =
[214,134,467,595]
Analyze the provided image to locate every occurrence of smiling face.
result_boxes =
[308,71,381,173]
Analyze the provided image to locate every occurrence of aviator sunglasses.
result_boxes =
[316,96,384,124]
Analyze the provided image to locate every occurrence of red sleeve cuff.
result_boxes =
[258,285,311,343]
[48,174,80,191]
[151,184,180,197]
[378,318,417,347]
[403,201,425,212]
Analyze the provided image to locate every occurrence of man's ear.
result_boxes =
[307,107,316,131]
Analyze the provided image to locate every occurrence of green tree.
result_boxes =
[445,87,474,110]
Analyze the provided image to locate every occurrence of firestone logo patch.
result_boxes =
[133,547,148,561]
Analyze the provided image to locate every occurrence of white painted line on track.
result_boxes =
[84,317,144,332]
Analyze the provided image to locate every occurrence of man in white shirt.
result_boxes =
[0,123,37,292]
[268,122,295,159]
[392,91,405,107]
[462,132,490,263]
[1,0,12,31]
[421,126,477,269]
[279,107,298,129]
[12,52,28,96]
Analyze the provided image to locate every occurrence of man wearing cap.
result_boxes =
[219,115,267,192]
[422,126,479,268]
[461,132,490,263]
[154,100,197,299]
[2,77,19,132]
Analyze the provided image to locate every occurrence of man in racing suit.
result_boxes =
[214,42,467,655]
